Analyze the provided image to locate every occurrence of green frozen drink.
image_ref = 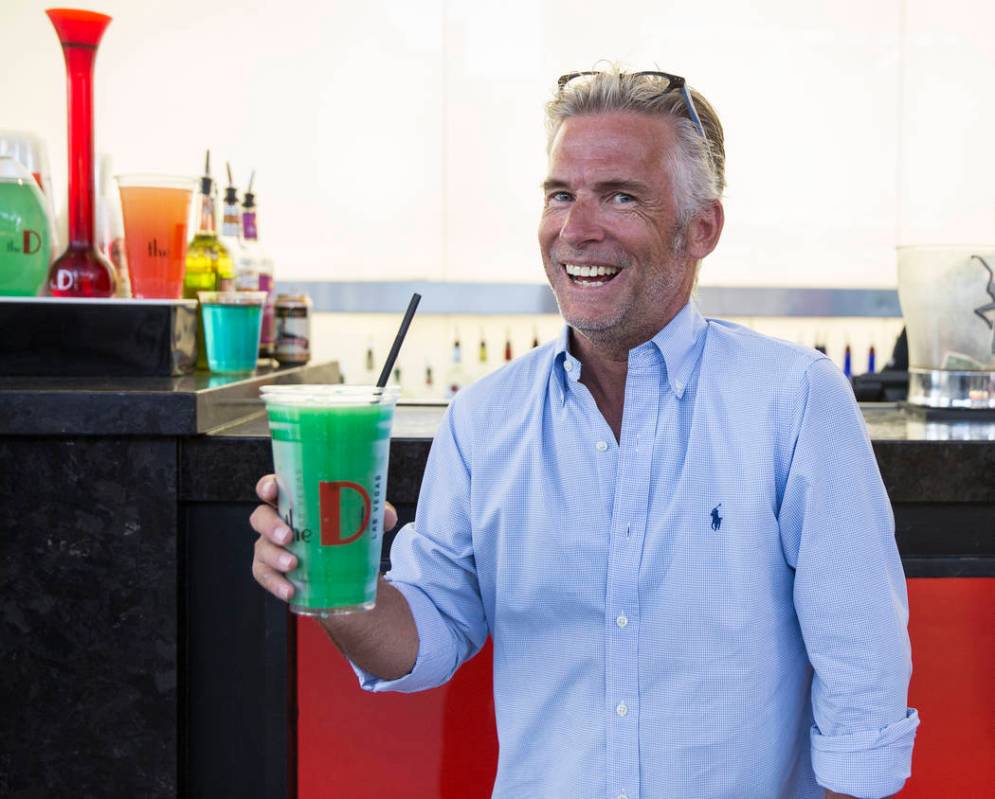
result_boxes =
[260,385,399,615]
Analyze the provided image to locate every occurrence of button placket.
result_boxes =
[603,359,660,799]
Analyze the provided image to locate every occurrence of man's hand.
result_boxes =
[249,474,417,680]
[249,473,398,602]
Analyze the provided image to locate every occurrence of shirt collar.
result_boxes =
[552,300,708,404]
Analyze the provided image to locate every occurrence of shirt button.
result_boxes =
[564,360,573,372]
[616,613,628,628]
[616,702,628,717]
[595,440,608,452]
[617,793,629,799]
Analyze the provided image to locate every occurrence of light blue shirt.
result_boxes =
[355,301,919,799]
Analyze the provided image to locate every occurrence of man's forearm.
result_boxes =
[318,577,419,680]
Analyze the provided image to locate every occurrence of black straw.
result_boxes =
[376,293,421,388]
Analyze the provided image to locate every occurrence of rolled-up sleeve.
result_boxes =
[778,358,920,798]
[351,398,489,693]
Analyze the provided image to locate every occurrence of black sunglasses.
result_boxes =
[557,70,706,140]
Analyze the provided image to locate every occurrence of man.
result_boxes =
[252,68,919,799]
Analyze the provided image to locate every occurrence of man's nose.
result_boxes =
[559,199,605,247]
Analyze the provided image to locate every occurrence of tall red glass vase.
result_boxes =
[46,8,116,297]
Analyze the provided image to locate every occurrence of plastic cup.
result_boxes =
[116,174,195,298]
[260,385,399,616]
[198,291,266,374]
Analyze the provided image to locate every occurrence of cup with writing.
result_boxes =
[115,174,194,298]
[260,385,399,615]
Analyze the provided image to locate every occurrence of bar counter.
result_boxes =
[1,364,993,796]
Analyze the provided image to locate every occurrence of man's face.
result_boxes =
[539,111,697,350]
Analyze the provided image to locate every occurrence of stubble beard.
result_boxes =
[550,229,692,351]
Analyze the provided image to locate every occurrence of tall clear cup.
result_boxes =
[260,385,399,616]
[116,174,195,298]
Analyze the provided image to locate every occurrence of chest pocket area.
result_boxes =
[644,484,791,660]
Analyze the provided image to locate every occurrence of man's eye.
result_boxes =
[548,191,572,203]
[612,192,635,205]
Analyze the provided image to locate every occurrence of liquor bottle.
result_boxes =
[504,329,513,363]
[220,163,252,291]
[364,339,376,382]
[241,171,276,357]
[184,151,233,368]
[445,329,466,398]
[531,326,540,349]
[867,345,876,374]
[184,151,233,295]
[843,343,852,378]
[424,361,434,395]
[478,329,488,365]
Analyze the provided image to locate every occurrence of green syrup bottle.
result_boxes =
[184,150,233,368]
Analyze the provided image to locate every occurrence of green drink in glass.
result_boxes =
[0,156,51,296]
[260,385,399,615]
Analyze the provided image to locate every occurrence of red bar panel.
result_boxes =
[297,618,498,797]
[901,578,995,796]
[297,578,995,796]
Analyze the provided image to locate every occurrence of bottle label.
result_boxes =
[235,271,260,291]
[243,212,258,240]
[275,307,310,363]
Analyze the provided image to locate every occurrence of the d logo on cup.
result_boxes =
[319,481,371,546]
[22,229,41,255]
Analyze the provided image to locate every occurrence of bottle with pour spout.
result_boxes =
[241,171,276,357]
[219,162,248,289]
[184,150,233,368]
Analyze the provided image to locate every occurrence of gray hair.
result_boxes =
[544,66,726,230]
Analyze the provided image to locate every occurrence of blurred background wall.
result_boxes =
[3,0,993,390]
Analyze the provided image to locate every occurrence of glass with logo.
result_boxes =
[0,156,50,296]
[260,385,399,615]
[116,174,195,298]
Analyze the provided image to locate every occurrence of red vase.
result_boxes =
[46,8,116,298]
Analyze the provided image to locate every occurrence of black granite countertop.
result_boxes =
[178,402,995,506]
[0,361,341,436]
[3,361,992,505]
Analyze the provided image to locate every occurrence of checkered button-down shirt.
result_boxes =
[354,301,919,799]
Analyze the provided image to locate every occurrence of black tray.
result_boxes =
[0,297,197,377]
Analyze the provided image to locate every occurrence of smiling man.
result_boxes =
[251,67,919,799]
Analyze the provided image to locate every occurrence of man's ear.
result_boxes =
[685,200,724,260]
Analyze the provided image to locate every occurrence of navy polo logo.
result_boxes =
[710,504,723,531]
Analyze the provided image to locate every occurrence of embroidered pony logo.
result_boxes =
[710,503,723,531]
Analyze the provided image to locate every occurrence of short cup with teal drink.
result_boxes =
[260,385,400,615]
[198,290,266,374]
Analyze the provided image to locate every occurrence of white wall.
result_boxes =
[3,0,994,292]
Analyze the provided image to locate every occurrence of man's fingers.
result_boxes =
[252,537,297,603]
[250,504,292,545]
[254,536,297,573]
[251,558,295,602]
[255,474,278,505]
[384,501,398,532]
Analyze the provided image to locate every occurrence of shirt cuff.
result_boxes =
[349,579,461,694]
[811,708,920,798]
